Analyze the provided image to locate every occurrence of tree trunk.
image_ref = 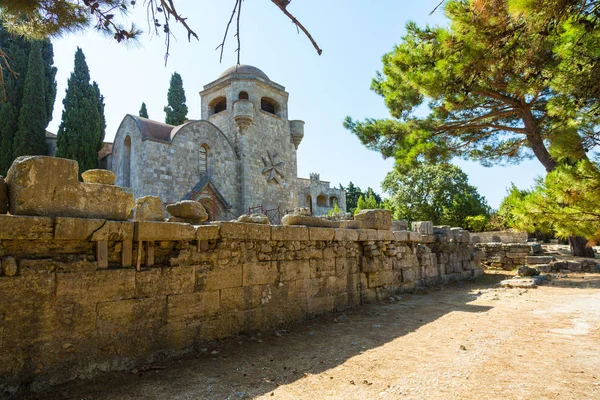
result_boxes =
[521,106,558,173]
[568,235,595,258]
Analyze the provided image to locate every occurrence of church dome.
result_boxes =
[219,65,269,80]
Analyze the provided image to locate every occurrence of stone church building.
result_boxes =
[97,65,344,221]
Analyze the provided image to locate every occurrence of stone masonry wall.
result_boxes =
[472,230,528,244]
[0,216,481,394]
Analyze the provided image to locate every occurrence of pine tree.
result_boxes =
[164,72,187,125]
[57,47,103,174]
[12,41,47,158]
[139,102,148,118]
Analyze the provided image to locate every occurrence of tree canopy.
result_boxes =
[344,0,600,174]
[164,72,187,125]
[139,102,149,118]
[56,48,105,174]
[382,163,489,227]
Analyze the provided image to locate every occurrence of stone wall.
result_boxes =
[472,230,528,244]
[475,243,532,269]
[0,217,481,394]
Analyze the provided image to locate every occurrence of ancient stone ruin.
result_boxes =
[0,156,483,395]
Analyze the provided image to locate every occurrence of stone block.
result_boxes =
[408,231,422,242]
[1,256,18,276]
[307,295,334,315]
[392,231,409,242]
[336,257,359,276]
[392,220,408,231]
[134,196,164,221]
[220,286,264,311]
[243,262,278,285]
[421,235,436,243]
[338,220,362,229]
[354,209,392,230]
[166,200,208,222]
[90,221,134,241]
[218,222,271,241]
[134,221,195,241]
[54,217,104,240]
[308,227,335,241]
[527,256,554,265]
[0,176,7,214]
[281,214,337,228]
[310,258,336,278]
[6,156,134,220]
[271,226,309,241]
[97,297,166,332]
[236,213,269,224]
[356,229,377,241]
[402,267,418,283]
[412,221,433,235]
[279,260,310,281]
[196,225,220,241]
[195,264,242,291]
[377,230,393,241]
[135,266,195,297]
[334,229,359,241]
[56,269,135,304]
[167,290,220,323]
[361,257,393,273]
[0,215,54,240]
[567,261,582,272]
[81,169,116,185]
[367,271,395,288]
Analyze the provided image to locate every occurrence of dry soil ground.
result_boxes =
[33,271,600,400]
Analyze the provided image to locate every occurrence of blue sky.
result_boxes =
[46,0,545,208]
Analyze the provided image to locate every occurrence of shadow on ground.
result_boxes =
[30,274,507,400]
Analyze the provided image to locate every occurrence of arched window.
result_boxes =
[317,194,327,207]
[261,97,278,115]
[123,136,131,187]
[210,97,227,115]
[199,144,209,174]
[238,91,249,100]
[329,196,338,207]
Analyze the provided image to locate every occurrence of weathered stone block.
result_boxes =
[271,226,309,241]
[134,196,164,221]
[408,231,422,242]
[90,221,134,241]
[338,220,362,229]
[218,222,271,241]
[412,221,433,235]
[527,256,554,265]
[310,258,336,278]
[308,227,335,241]
[281,214,336,228]
[334,229,359,241]
[393,231,409,242]
[135,266,195,297]
[56,270,135,304]
[1,256,18,276]
[354,209,392,230]
[335,257,359,276]
[220,286,264,311]
[195,264,242,291]
[97,297,166,332]
[81,169,116,185]
[166,200,208,222]
[367,271,395,288]
[6,156,134,220]
[377,230,393,241]
[356,229,377,241]
[279,260,310,281]
[0,215,54,240]
[167,290,220,323]
[361,257,393,273]
[54,217,104,240]
[402,267,418,283]
[134,221,195,241]
[243,262,278,285]
[196,225,220,241]
[237,214,269,224]
[392,220,408,231]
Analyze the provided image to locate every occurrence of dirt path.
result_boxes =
[34,272,600,400]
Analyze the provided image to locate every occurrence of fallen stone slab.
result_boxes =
[392,220,408,231]
[499,274,550,288]
[167,200,208,223]
[281,214,337,228]
[237,214,269,224]
[354,209,392,230]
[518,265,540,277]
[527,255,554,265]
[6,156,133,220]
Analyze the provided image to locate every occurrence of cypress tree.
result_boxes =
[139,102,148,118]
[92,81,106,152]
[56,47,103,174]
[12,41,47,158]
[164,72,187,125]
[0,23,57,175]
